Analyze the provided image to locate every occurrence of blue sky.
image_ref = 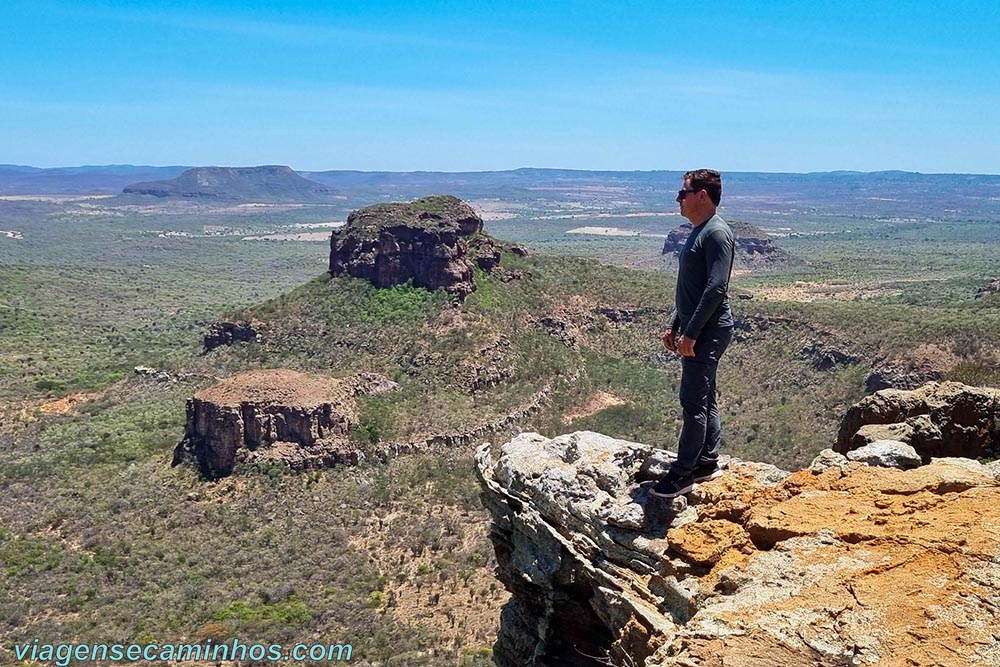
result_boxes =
[2,0,999,172]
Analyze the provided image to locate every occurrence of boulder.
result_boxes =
[468,233,503,272]
[845,440,923,469]
[836,381,1000,462]
[203,319,261,352]
[807,448,848,473]
[595,306,640,324]
[507,243,531,257]
[800,342,861,371]
[852,421,917,447]
[975,276,1000,299]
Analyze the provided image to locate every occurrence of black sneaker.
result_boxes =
[649,473,696,499]
[692,462,724,483]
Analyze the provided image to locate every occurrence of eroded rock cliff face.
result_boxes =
[172,366,560,479]
[863,364,945,393]
[172,369,396,477]
[975,276,1000,299]
[837,381,1000,462]
[476,431,1000,667]
[329,195,504,297]
[202,319,262,353]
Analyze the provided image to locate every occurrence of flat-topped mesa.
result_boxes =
[172,369,397,478]
[123,165,335,200]
[662,221,787,267]
[476,430,1000,667]
[329,195,502,297]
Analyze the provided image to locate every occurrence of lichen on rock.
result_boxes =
[477,430,1000,667]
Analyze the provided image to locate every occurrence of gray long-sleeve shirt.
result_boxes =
[668,214,735,338]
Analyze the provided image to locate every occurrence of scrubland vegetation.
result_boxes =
[2,188,998,665]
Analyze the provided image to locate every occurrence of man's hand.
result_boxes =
[677,335,697,357]
[662,328,678,352]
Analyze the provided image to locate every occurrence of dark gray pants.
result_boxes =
[671,326,733,477]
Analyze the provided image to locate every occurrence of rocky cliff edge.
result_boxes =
[476,431,1000,667]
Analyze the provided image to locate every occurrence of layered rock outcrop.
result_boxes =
[864,345,958,393]
[662,221,788,266]
[864,364,945,393]
[329,195,509,297]
[202,319,262,353]
[800,342,860,371]
[172,366,561,479]
[975,276,1000,299]
[836,381,1000,462]
[477,431,1000,667]
[172,369,397,478]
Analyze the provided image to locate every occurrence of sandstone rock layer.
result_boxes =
[837,381,1000,461]
[476,431,1000,667]
[173,369,363,478]
[329,195,489,297]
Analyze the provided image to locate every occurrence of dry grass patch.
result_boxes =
[38,391,103,416]
[347,502,506,649]
[565,391,628,423]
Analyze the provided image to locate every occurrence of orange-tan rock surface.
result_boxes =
[476,431,1000,667]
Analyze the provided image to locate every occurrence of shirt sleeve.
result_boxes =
[683,228,734,339]
[666,309,680,331]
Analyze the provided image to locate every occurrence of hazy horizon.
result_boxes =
[5,163,1000,178]
[4,1,1000,173]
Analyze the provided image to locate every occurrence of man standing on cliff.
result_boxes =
[651,169,736,499]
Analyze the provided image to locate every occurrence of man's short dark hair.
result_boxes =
[684,168,722,206]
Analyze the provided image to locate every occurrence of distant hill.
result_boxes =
[0,164,188,194]
[122,165,337,201]
[303,167,678,188]
[4,166,1000,221]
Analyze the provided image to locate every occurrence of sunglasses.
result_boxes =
[676,188,702,200]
